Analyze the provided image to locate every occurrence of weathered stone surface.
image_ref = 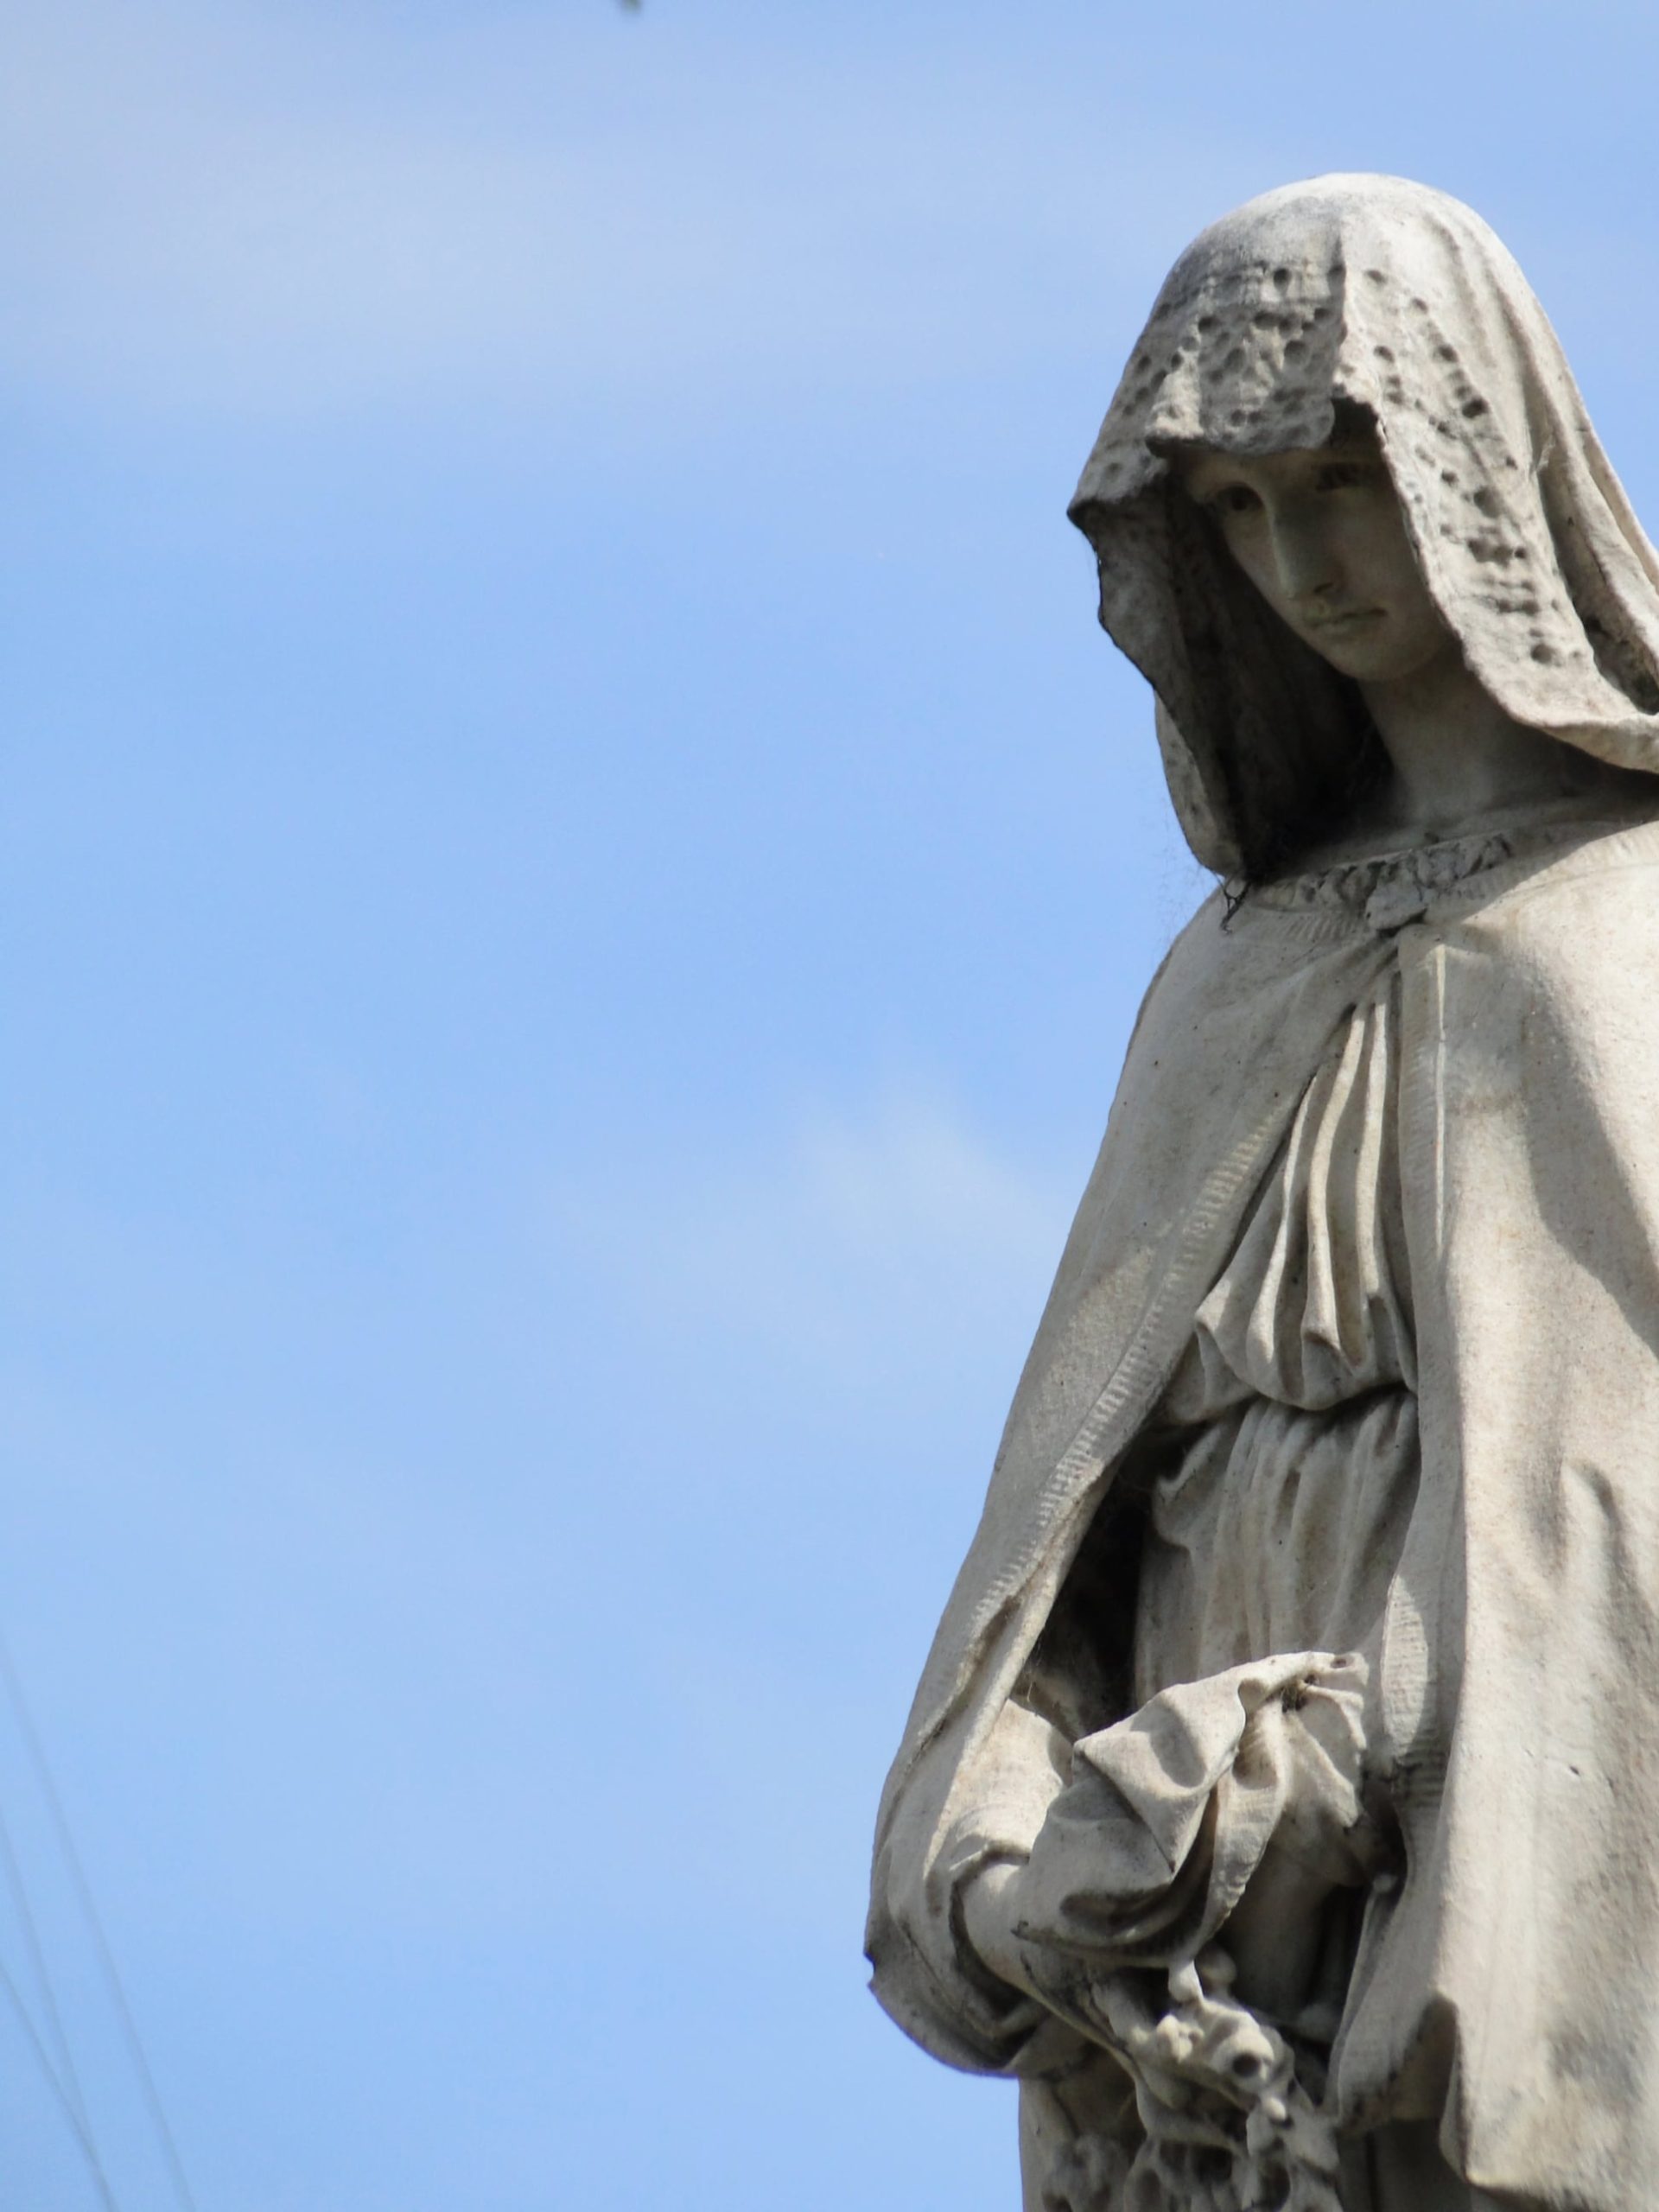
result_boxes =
[868,176,1659,2211]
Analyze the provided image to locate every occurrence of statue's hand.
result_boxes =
[959,1859,1122,2044]
[966,1861,1346,2208]
[960,1859,1036,1993]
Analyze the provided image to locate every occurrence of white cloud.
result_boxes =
[551,1082,1076,1389]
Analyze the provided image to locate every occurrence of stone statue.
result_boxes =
[866,174,1659,2211]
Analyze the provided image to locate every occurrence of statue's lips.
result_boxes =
[1304,608,1384,636]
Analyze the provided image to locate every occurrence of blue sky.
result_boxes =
[3,3,1658,2206]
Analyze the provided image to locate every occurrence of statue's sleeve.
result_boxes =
[868,887,1377,2075]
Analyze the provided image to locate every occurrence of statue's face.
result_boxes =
[1177,424,1459,688]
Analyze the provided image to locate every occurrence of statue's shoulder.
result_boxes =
[1428,817,1659,1055]
[1132,874,1373,1030]
[1452,813,1659,947]
[1118,885,1252,1067]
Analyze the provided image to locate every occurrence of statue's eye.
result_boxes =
[1207,484,1261,518]
[1314,461,1375,493]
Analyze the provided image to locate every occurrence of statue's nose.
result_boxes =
[1269,516,1339,604]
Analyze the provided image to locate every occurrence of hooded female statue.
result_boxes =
[865,175,1659,2212]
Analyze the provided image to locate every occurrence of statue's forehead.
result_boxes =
[1173,424,1377,491]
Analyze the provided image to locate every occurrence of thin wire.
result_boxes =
[0,1785,95,2131]
[0,1949,122,2211]
[0,1636,199,2212]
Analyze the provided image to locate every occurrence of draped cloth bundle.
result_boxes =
[1011,1656,1378,2210]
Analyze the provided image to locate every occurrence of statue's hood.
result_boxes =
[1071,174,1659,874]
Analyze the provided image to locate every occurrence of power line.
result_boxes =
[0,1636,199,2212]
[0,1951,121,2212]
[0,1785,96,2133]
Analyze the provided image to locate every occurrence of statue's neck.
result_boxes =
[1357,650,1618,842]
